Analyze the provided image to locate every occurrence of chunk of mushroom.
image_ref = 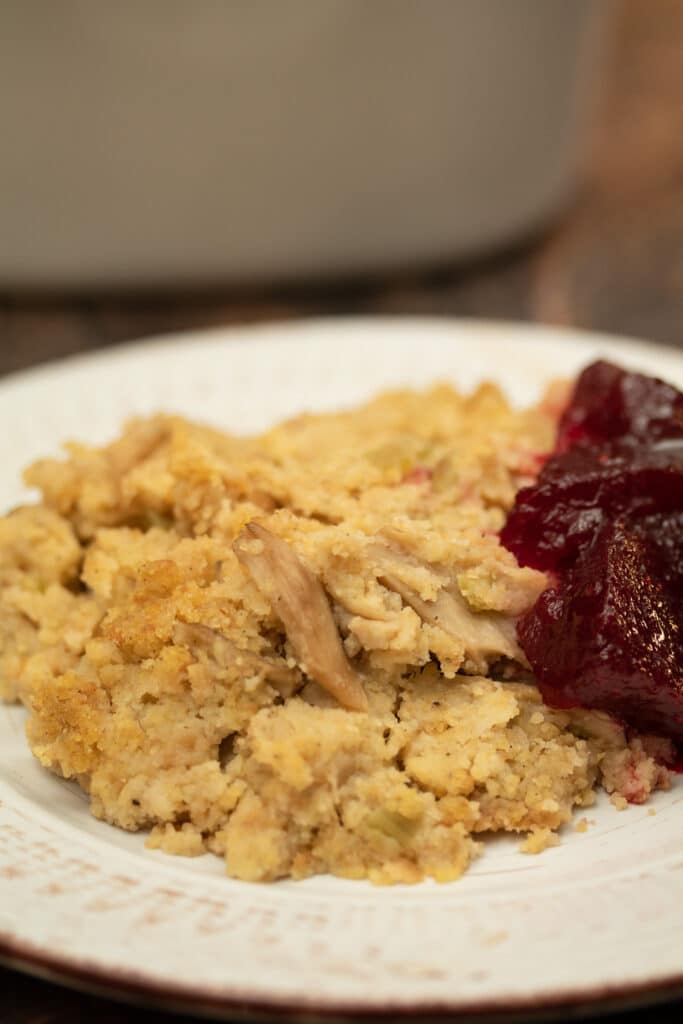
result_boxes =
[368,541,522,674]
[233,523,368,712]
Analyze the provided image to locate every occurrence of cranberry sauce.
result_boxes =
[501,360,683,742]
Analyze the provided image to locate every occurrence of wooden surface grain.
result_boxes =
[2,1,683,1021]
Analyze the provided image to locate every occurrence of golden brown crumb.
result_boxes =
[520,828,561,854]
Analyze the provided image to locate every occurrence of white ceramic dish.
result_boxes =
[1,318,682,1019]
[1,2,609,287]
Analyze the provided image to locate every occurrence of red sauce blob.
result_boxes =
[501,360,683,742]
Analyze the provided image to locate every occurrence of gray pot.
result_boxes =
[1,0,610,288]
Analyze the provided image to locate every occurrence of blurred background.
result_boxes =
[1,0,683,382]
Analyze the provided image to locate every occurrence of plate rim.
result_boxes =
[1,313,683,395]
[2,930,683,1022]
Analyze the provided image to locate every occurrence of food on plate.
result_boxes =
[0,369,677,884]
[501,361,683,742]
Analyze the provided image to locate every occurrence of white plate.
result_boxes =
[1,318,682,1019]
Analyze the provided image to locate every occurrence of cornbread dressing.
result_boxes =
[0,383,670,883]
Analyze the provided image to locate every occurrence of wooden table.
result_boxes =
[3,1,683,1020]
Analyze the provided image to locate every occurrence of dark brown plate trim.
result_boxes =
[1,931,682,1022]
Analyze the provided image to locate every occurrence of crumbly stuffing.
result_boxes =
[0,383,671,883]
